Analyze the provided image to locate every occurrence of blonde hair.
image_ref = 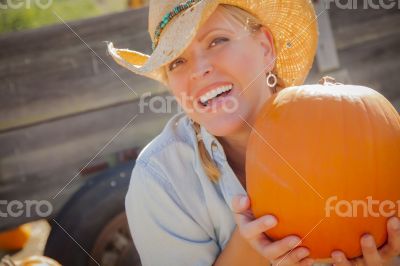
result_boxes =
[217,4,286,91]
[187,4,284,183]
[192,121,221,183]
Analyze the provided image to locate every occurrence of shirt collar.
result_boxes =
[185,115,227,161]
[199,124,226,161]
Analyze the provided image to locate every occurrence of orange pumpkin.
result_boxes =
[0,224,31,250]
[246,84,400,260]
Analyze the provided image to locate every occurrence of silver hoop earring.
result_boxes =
[266,71,277,88]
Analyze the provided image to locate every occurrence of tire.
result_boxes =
[44,162,141,266]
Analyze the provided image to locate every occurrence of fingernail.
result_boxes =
[298,248,309,257]
[390,217,400,230]
[239,196,247,208]
[288,237,301,248]
[264,216,277,227]
[361,235,374,247]
[332,252,343,262]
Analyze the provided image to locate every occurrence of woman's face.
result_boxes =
[166,6,276,137]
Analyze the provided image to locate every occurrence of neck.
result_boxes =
[217,125,252,187]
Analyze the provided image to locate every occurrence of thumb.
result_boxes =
[231,195,249,213]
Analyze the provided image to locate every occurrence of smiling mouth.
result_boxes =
[198,86,234,108]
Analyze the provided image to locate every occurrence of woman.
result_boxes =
[107,0,400,265]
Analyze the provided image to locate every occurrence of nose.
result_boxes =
[190,58,213,80]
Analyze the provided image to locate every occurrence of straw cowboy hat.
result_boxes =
[106,0,319,88]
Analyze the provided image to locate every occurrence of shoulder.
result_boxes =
[128,112,204,200]
[126,112,212,226]
[135,112,197,168]
[125,112,218,238]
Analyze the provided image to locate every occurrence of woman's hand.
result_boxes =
[231,195,314,266]
[331,216,400,266]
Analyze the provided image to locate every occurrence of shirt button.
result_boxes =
[211,142,218,152]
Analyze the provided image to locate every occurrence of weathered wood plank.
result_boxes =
[0,91,178,230]
[315,0,340,72]
[308,30,400,97]
[0,92,178,182]
[333,13,400,50]
[0,7,169,132]
[339,33,400,99]
[307,6,400,110]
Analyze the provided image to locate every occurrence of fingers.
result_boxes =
[331,250,352,266]
[267,237,313,265]
[331,218,400,266]
[232,195,276,239]
[360,234,383,266]
[231,195,314,265]
[231,194,249,213]
[240,215,277,240]
[273,247,312,266]
[263,236,314,266]
[231,195,313,264]
[379,217,400,261]
[263,236,302,261]
[231,195,254,224]
[298,258,315,266]
[231,194,255,217]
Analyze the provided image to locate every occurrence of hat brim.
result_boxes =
[107,0,219,87]
[107,0,319,88]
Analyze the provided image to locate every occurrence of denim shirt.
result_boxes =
[125,111,247,266]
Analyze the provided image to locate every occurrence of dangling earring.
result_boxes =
[266,71,277,93]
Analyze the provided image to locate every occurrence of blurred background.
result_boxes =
[0,0,399,265]
[0,0,146,34]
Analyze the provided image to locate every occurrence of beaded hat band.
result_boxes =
[152,0,202,51]
[106,0,319,89]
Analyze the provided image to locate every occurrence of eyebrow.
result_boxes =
[197,28,233,42]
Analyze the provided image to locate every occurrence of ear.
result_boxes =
[257,26,276,65]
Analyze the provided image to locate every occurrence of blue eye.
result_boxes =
[209,37,229,47]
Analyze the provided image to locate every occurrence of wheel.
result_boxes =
[44,162,141,266]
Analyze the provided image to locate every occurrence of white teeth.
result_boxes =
[199,84,233,105]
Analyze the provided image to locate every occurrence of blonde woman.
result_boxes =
[107,1,400,265]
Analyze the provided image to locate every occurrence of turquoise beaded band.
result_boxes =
[152,0,202,51]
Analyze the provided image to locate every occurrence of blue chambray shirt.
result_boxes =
[125,111,247,266]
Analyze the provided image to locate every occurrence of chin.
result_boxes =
[201,113,247,137]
